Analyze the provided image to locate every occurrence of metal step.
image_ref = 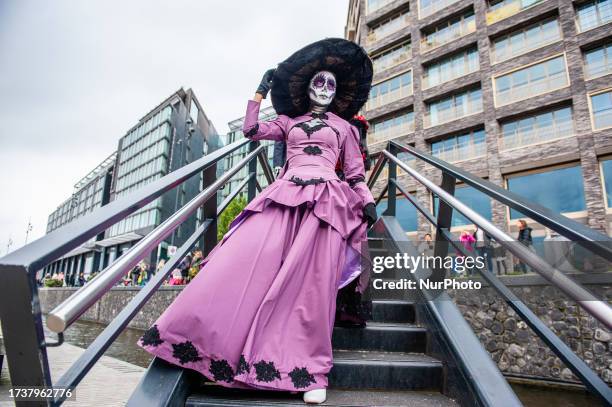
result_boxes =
[186,386,457,406]
[185,386,458,407]
[330,350,442,391]
[332,322,426,353]
[371,300,415,323]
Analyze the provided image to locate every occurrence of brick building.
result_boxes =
[345,0,612,248]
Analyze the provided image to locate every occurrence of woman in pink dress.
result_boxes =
[138,38,376,404]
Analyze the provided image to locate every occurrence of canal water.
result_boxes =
[57,319,600,406]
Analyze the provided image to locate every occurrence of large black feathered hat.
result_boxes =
[271,38,373,120]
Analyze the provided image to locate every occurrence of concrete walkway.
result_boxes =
[0,341,144,406]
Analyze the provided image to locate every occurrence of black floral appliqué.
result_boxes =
[236,355,250,375]
[303,145,323,155]
[254,360,281,383]
[348,175,365,187]
[289,367,316,389]
[209,358,235,383]
[289,176,325,186]
[294,120,327,137]
[171,341,202,364]
[140,325,163,347]
[244,123,259,138]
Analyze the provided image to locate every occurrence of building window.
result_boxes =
[425,88,483,128]
[589,89,612,130]
[433,186,493,227]
[372,41,412,73]
[431,129,486,162]
[367,0,394,14]
[500,106,574,150]
[493,55,568,106]
[367,10,409,44]
[189,101,199,123]
[491,17,561,63]
[420,0,462,19]
[601,158,612,208]
[366,70,413,110]
[584,42,612,80]
[376,197,418,231]
[421,10,476,52]
[576,0,612,32]
[506,165,586,219]
[368,111,415,145]
[423,47,479,89]
[486,0,546,24]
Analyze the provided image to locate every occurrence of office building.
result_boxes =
[346,0,612,247]
[43,88,219,281]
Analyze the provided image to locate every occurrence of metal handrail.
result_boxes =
[383,149,612,330]
[380,216,523,406]
[390,141,612,261]
[389,178,612,404]
[51,172,258,406]
[47,145,265,333]
[0,138,251,272]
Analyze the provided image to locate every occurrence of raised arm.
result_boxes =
[343,124,377,226]
[242,69,287,142]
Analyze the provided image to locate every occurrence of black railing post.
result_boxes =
[200,159,218,258]
[247,141,258,202]
[432,172,456,281]
[384,142,397,216]
[0,266,51,407]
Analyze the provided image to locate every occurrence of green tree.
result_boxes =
[217,196,247,241]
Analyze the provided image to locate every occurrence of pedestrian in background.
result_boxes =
[516,219,534,273]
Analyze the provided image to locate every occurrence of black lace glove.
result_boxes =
[256,68,275,99]
[363,203,377,227]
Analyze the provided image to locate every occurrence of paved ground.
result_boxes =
[0,341,144,406]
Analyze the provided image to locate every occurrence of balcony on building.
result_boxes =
[575,0,612,32]
[422,47,479,89]
[486,0,547,25]
[490,17,562,64]
[424,87,483,128]
[493,55,569,106]
[368,111,415,146]
[372,40,412,74]
[499,106,574,150]
[421,10,476,53]
[366,70,413,110]
[583,42,612,80]
[367,10,410,45]
[431,129,486,162]
[419,0,462,19]
[366,0,396,15]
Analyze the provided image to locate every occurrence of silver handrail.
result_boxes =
[47,145,265,333]
[383,150,612,330]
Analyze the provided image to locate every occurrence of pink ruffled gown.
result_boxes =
[138,100,374,392]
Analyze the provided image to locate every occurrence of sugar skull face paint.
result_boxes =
[308,71,336,108]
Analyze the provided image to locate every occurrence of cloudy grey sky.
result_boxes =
[0,0,349,254]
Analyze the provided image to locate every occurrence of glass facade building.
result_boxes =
[43,88,219,281]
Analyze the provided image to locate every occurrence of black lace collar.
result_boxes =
[309,112,328,120]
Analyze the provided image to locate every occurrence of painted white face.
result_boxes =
[308,70,336,107]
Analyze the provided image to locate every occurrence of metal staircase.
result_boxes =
[0,138,611,406]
